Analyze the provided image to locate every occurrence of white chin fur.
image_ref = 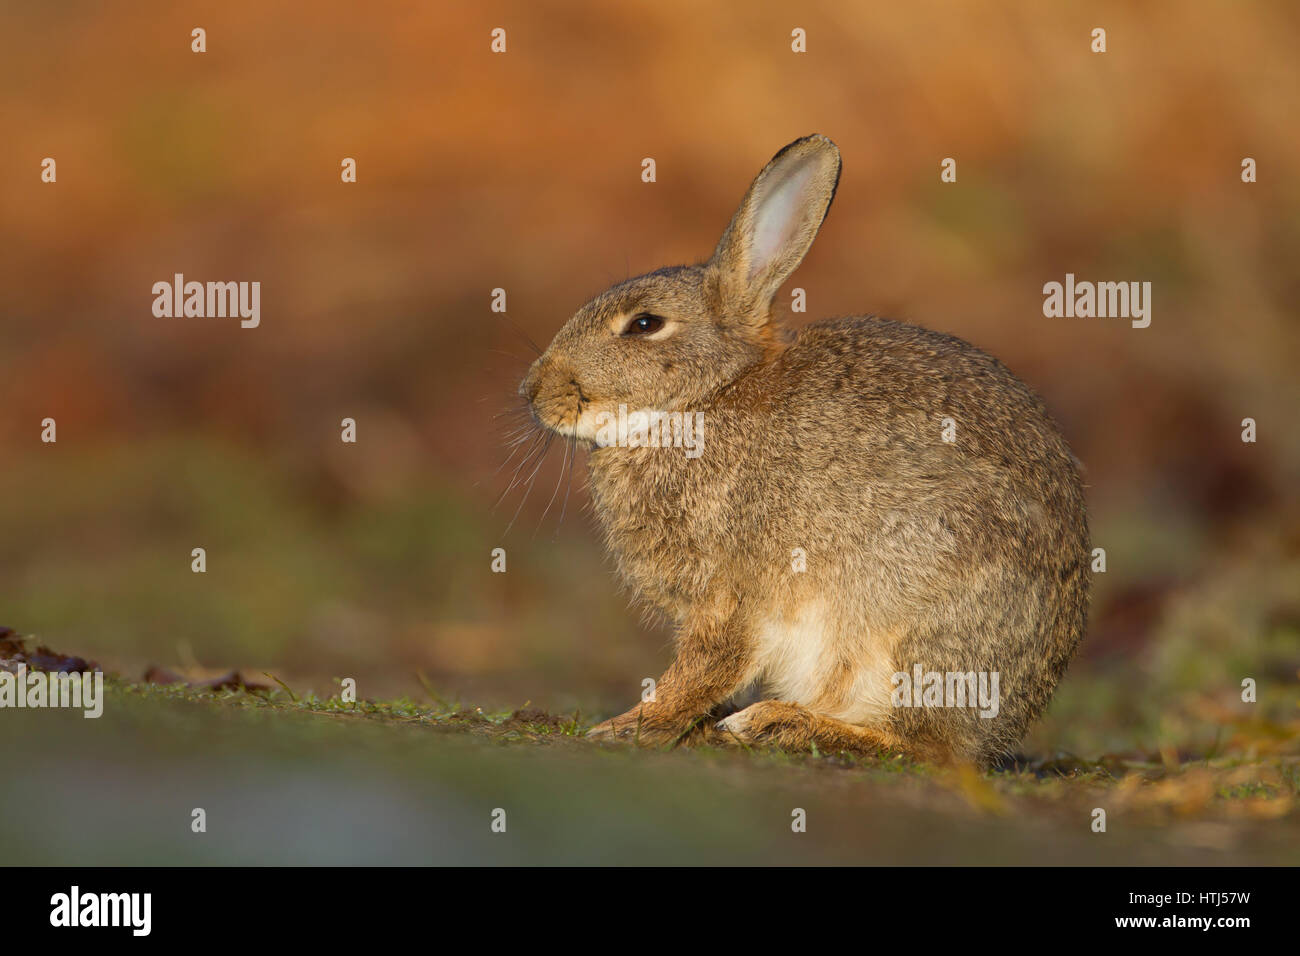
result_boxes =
[570,406,667,446]
[569,407,602,442]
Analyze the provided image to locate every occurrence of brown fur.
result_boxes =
[519,135,1090,766]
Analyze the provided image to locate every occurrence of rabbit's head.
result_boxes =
[521,135,841,440]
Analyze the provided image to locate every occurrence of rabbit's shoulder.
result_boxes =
[787,315,1003,378]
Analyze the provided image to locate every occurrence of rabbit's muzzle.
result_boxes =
[519,357,587,436]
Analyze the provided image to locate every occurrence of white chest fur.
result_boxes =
[750,602,895,725]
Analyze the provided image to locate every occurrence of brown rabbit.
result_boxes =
[519,135,1089,766]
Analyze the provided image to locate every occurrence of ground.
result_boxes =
[2,652,1296,865]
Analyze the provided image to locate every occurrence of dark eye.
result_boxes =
[622,313,665,336]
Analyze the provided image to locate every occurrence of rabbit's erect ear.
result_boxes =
[709,134,841,323]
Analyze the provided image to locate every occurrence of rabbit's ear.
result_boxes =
[709,135,841,323]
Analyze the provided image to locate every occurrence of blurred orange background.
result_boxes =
[2,2,1297,743]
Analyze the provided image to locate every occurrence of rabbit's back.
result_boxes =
[733,315,1086,569]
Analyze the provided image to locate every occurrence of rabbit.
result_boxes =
[518,134,1090,766]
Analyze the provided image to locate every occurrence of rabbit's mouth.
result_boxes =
[526,380,598,442]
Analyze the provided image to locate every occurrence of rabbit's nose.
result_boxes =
[519,362,543,403]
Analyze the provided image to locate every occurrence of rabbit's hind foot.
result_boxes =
[715,700,921,762]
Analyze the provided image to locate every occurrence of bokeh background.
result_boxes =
[2,0,1298,757]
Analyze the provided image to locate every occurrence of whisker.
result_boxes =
[486,347,536,363]
[496,408,538,429]
[492,433,536,480]
[498,415,539,441]
[556,436,577,533]
[494,431,547,508]
[536,433,572,536]
[496,444,539,480]
[499,428,535,449]
[504,434,553,534]
[493,313,544,356]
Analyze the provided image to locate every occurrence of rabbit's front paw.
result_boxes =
[585,716,632,742]
[586,707,704,747]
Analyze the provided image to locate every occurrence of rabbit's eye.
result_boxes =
[623,313,666,336]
